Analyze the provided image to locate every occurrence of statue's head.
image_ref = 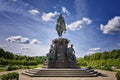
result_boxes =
[59,14,62,17]
[50,45,53,48]
[71,44,73,47]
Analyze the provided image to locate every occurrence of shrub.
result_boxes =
[116,72,120,80]
[0,74,9,80]
[23,61,37,66]
[87,66,92,69]
[101,66,113,71]
[6,65,19,71]
[7,72,19,79]
[0,72,19,80]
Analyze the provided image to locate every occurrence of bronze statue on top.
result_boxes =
[56,14,66,37]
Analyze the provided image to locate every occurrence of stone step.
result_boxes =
[22,68,100,77]
[22,72,97,77]
[23,71,95,75]
[26,71,92,75]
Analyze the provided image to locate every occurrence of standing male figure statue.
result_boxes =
[56,14,66,37]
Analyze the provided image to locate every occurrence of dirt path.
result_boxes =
[0,69,117,80]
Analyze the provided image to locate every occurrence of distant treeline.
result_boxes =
[84,49,120,60]
[0,48,47,66]
[77,49,120,70]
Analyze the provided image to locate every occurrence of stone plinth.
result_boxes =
[52,38,69,62]
[43,38,78,68]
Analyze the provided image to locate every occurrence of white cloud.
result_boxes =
[82,17,92,24]
[86,47,101,55]
[100,16,120,34]
[30,39,40,45]
[6,36,30,44]
[89,47,101,51]
[62,6,70,15]
[6,36,40,45]
[28,9,40,15]
[67,17,92,31]
[41,11,59,21]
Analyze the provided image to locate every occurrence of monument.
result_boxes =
[23,14,101,77]
[44,14,77,68]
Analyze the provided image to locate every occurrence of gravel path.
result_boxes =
[0,69,117,80]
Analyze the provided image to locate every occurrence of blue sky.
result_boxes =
[0,0,120,57]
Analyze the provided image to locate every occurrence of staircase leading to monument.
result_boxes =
[22,68,101,77]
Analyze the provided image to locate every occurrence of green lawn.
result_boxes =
[114,69,120,72]
[37,64,43,68]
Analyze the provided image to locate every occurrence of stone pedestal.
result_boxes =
[53,38,69,62]
[43,38,78,68]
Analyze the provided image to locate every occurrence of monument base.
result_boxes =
[43,61,79,68]
[46,38,78,68]
[22,68,101,77]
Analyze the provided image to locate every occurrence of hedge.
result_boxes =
[116,71,120,80]
[0,72,19,80]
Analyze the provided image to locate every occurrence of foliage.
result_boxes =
[0,72,19,80]
[84,49,120,61]
[0,58,38,66]
[0,48,47,65]
[77,49,120,71]
[0,48,47,71]
[77,58,87,66]
[116,72,120,80]
[6,65,18,71]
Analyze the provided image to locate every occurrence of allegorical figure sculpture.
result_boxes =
[67,44,76,62]
[47,45,56,63]
[56,14,66,37]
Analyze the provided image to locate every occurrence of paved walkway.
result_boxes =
[0,69,117,80]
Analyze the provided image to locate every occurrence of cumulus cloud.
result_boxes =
[6,36,30,44]
[89,48,101,51]
[62,6,70,15]
[100,16,120,34]
[67,17,92,31]
[6,36,40,45]
[30,39,40,45]
[87,47,101,54]
[28,9,40,15]
[41,11,59,21]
